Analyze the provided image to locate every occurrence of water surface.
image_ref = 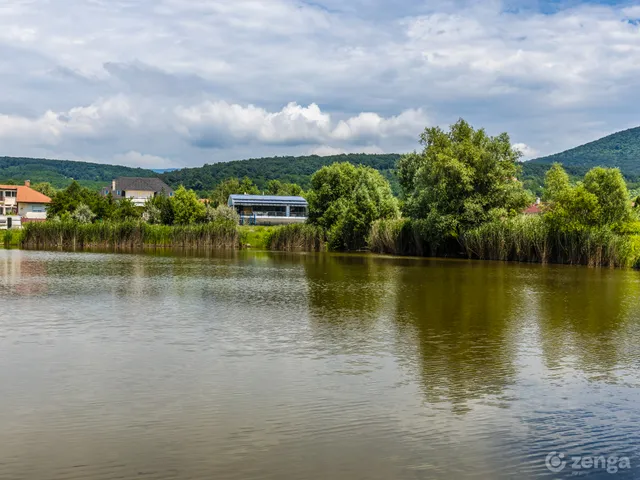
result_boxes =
[1,249,640,479]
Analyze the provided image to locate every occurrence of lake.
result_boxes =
[1,249,640,479]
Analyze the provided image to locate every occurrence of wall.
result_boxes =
[18,203,47,219]
[123,190,154,206]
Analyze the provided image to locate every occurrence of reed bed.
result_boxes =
[369,215,640,268]
[2,229,21,247]
[460,218,640,268]
[368,218,424,256]
[460,215,551,263]
[266,224,326,251]
[21,220,241,250]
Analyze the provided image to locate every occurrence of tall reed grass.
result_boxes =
[2,229,21,247]
[21,220,241,250]
[461,217,640,267]
[368,218,425,256]
[266,224,326,251]
[370,215,640,268]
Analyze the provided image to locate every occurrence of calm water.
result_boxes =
[1,249,640,479]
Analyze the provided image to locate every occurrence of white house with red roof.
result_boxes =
[0,181,52,229]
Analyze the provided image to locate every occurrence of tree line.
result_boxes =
[22,118,640,266]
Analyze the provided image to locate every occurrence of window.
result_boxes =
[117,190,121,195]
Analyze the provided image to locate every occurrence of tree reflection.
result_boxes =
[392,260,524,414]
[534,267,640,382]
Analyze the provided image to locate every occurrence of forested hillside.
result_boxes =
[159,154,401,194]
[0,157,157,189]
[530,126,640,174]
[2,138,639,198]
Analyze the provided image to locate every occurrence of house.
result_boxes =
[102,177,174,207]
[228,194,308,225]
[0,181,51,229]
[524,198,544,215]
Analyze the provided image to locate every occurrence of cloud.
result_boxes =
[309,145,386,156]
[0,0,639,166]
[113,151,173,168]
[175,101,427,147]
[0,96,136,145]
[513,142,539,159]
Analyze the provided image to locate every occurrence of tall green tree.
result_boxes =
[265,180,303,196]
[31,182,57,198]
[582,167,632,226]
[48,181,114,221]
[171,186,206,225]
[114,198,141,221]
[542,163,571,202]
[209,177,260,207]
[307,162,399,250]
[398,119,532,244]
[544,164,634,232]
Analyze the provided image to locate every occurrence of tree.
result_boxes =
[147,192,175,225]
[209,177,260,207]
[543,165,634,232]
[398,119,532,244]
[171,186,206,225]
[31,182,57,198]
[47,180,115,221]
[543,163,571,202]
[114,198,141,221]
[582,167,631,226]
[142,199,162,224]
[266,180,303,196]
[204,204,239,224]
[72,203,95,224]
[307,162,399,250]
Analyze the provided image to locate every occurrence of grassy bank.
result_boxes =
[369,216,640,268]
[238,226,279,249]
[238,224,326,251]
[21,220,240,249]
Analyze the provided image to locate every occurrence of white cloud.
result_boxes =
[0,96,136,145]
[0,0,639,166]
[113,151,172,168]
[513,143,539,159]
[175,101,427,147]
[309,145,385,156]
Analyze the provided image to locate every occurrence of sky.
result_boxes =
[0,0,639,168]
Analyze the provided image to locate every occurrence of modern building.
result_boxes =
[228,194,308,225]
[102,177,174,207]
[0,181,52,229]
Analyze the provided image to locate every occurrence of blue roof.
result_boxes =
[228,194,308,206]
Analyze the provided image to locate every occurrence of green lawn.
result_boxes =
[238,225,278,249]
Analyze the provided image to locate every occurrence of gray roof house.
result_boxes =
[103,177,174,206]
[228,194,308,225]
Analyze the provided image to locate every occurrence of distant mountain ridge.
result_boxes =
[530,126,640,175]
[158,154,402,193]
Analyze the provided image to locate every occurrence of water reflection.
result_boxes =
[533,267,640,383]
[391,260,524,413]
[2,249,640,479]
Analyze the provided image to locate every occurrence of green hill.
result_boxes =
[0,156,158,189]
[530,126,640,174]
[3,127,640,199]
[158,154,402,194]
